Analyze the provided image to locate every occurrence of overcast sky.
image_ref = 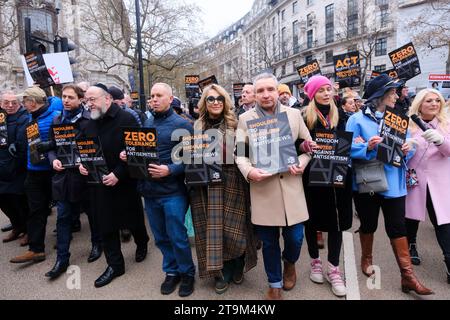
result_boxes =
[186,0,254,39]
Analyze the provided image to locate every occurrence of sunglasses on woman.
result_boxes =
[206,96,225,104]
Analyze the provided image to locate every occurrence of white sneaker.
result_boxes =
[326,262,346,297]
[309,258,324,284]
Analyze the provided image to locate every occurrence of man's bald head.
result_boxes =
[150,83,174,114]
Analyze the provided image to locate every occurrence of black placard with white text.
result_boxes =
[123,127,159,180]
[247,112,298,174]
[377,107,409,167]
[309,130,352,188]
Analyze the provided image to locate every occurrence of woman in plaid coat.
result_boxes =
[189,84,258,294]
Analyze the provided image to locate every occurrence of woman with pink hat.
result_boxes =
[300,75,353,297]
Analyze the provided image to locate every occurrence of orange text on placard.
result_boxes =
[390,46,415,64]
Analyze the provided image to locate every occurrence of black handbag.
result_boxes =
[353,159,388,195]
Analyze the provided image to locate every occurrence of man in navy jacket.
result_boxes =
[0,91,29,244]
[140,83,195,297]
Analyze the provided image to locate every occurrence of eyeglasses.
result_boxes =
[206,96,225,104]
[2,100,19,106]
[85,95,104,103]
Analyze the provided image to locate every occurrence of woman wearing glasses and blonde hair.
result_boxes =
[189,84,258,294]
[405,88,450,284]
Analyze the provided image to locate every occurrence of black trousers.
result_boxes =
[0,193,28,233]
[406,187,450,264]
[102,225,149,272]
[353,193,407,239]
[24,171,52,253]
[305,225,343,266]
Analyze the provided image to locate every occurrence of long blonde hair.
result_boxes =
[408,88,448,132]
[305,98,339,130]
[195,84,237,131]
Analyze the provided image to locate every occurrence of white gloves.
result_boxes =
[422,129,444,146]
[405,138,419,149]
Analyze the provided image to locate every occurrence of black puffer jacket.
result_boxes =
[0,107,29,194]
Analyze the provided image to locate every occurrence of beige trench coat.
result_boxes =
[235,105,312,227]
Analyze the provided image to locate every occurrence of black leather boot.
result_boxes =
[88,244,103,263]
[409,243,421,266]
[94,266,124,288]
[45,260,69,279]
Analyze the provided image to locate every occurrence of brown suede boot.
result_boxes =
[359,233,374,277]
[391,237,433,295]
[265,288,282,300]
[283,261,297,291]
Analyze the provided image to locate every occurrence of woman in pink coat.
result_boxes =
[405,88,450,284]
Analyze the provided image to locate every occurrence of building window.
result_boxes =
[307,0,313,5]
[380,7,389,28]
[281,64,286,76]
[374,64,386,72]
[282,27,288,58]
[325,50,334,64]
[376,0,388,5]
[272,16,276,28]
[307,13,313,28]
[307,30,313,49]
[293,20,299,54]
[293,1,298,14]
[305,55,313,63]
[272,33,276,57]
[347,0,358,37]
[375,38,387,56]
[281,9,285,22]
[325,4,334,43]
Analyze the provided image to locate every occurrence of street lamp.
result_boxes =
[135,0,146,112]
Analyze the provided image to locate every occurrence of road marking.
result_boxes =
[343,231,361,300]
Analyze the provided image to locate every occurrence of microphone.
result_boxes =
[410,114,429,132]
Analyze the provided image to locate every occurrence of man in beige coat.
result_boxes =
[235,73,312,300]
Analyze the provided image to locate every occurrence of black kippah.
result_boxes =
[94,83,109,93]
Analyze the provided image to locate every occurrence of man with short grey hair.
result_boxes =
[0,91,29,244]
[235,83,256,119]
[236,72,312,300]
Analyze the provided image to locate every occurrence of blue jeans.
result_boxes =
[56,201,80,263]
[256,223,304,288]
[144,196,195,277]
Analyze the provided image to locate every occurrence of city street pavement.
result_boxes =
[0,208,449,300]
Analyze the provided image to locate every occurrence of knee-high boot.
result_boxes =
[360,233,374,277]
[391,237,433,295]
[445,258,450,284]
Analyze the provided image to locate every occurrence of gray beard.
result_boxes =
[90,109,101,120]
[90,104,108,120]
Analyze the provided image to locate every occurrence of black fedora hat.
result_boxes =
[363,74,403,101]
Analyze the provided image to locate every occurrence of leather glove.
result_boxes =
[8,143,17,157]
[36,140,56,153]
[422,129,444,146]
